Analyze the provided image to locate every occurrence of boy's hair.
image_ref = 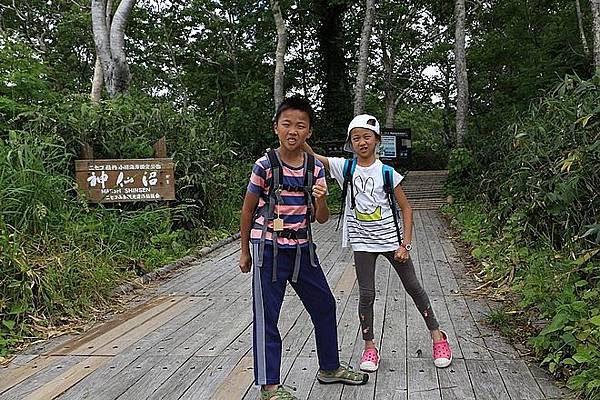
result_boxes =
[273,96,315,128]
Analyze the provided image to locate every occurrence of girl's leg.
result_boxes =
[383,253,440,332]
[353,251,379,348]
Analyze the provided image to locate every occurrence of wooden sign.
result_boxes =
[75,158,175,203]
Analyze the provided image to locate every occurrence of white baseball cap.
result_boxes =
[343,114,381,153]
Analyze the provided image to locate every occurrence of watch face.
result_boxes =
[404,243,412,251]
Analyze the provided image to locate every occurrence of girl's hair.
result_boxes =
[273,96,315,128]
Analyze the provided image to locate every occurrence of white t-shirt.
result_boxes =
[328,157,404,252]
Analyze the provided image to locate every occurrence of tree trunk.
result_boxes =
[353,0,375,116]
[270,0,287,111]
[592,0,600,71]
[90,56,104,103]
[454,0,468,146]
[381,32,395,128]
[314,0,352,135]
[91,0,135,98]
[576,0,590,56]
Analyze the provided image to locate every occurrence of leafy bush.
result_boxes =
[445,74,600,399]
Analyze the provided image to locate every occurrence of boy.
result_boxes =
[239,97,368,400]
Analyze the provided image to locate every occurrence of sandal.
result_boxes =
[316,362,368,385]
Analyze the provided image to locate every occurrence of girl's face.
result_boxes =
[350,127,379,158]
[274,108,312,152]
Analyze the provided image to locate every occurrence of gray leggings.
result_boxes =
[354,251,439,341]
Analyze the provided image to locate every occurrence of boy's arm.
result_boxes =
[302,142,330,170]
[393,184,413,261]
[312,183,330,223]
[239,191,260,273]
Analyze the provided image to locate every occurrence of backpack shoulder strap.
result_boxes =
[265,148,282,194]
[337,158,357,230]
[382,163,402,245]
[382,164,394,194]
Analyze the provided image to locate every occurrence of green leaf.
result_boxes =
[590,315,600,326]
[2,320,15,331]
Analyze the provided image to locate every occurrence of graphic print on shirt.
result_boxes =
[353,175,382,222]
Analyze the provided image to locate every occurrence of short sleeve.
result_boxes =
[393,169,404,188]
[327,157,346,187]
[247,158,268,195]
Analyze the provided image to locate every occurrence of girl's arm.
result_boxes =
[394,184,413,261]
[239,191,260,272]
[302,142,330,171]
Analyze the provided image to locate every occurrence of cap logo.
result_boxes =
[367,118,376,126]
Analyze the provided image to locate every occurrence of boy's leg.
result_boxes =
[289,245,340,372]
[353,251,378,342]
[252,243,291,385]
[383,253,439,331]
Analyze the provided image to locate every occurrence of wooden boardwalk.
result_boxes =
[0,211,573,400]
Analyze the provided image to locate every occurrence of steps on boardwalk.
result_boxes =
[401,170,448,210]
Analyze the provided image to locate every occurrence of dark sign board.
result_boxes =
[379,128,411,162]
[75,158,175,203]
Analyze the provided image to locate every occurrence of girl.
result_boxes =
[303,114,452,372]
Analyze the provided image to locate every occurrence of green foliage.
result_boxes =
[446,147,477,195]
[445,202,600,399]
[460,74,600,251]
[0,90,250,355]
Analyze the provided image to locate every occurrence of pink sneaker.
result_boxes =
[359,347,380,372]
[433,330,453,368]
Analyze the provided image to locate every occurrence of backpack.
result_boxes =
[338,158,402,244]
[255,148,318,282]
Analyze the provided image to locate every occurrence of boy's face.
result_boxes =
[350,127,379,158]
[274,108,312,153]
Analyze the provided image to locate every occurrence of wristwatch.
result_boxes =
[401,242,412,251]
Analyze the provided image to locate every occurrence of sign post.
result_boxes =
[379,128,411,167]
[75,138,175,203]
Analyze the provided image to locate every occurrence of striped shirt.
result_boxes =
[247,153,327,248]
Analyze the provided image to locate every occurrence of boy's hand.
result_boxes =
[312,183,327,200]
[239,252,252,273]
[394,246,410,263]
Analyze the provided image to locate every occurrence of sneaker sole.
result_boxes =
[434,354,453,368]
[359,362,379,372]
[317,375,369,385]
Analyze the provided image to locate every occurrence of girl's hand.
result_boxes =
[312,183,327,200]
[394,246,410,263]
[239,252,252,273]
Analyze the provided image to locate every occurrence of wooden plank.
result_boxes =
[464,360,511,400]
[22,356,111,400]
[282,356,318,400]
[529,364,574,399]
[413,211,443,297]
[495,360,545,400]
[463,297,519,360]
[445,295,491,360]
[0,355,66,395]
[374,357,408,400]
[380,268,407,361]
[0,356,83,400]
[209,356,254,400]
[179,354,249,400]
[147,356,214,400]
[115,354,190,400]
[407,358,441,400]
[424,212,460,296]
[437,358,476,400]
[92,296,198,356]
[47,296,173,355]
